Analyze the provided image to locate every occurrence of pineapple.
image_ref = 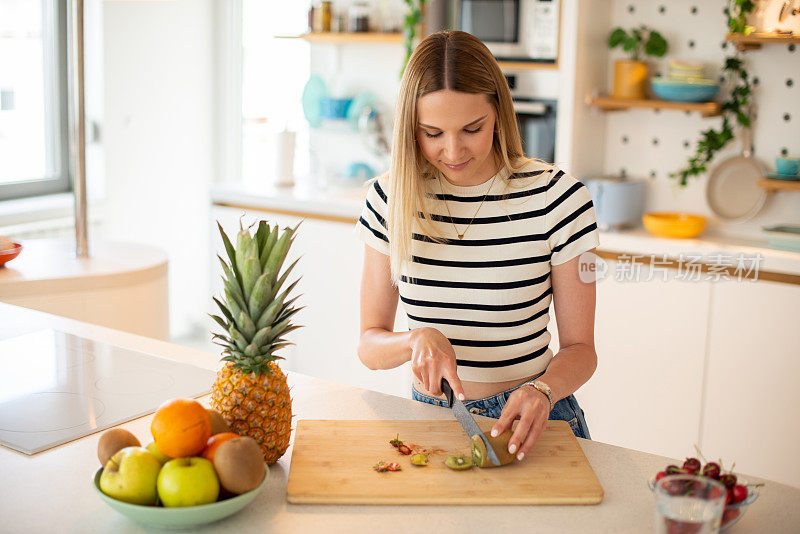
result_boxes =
[209,219,303,465]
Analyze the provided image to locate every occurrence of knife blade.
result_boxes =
[440,378,501,467]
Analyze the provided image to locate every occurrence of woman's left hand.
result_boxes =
[490,385,550,461]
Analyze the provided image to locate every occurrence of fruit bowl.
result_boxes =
[0,242,22,267]
[93,466,268,528]
[648,476,760,531]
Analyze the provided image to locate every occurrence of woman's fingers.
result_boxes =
[518,418,547,460]
[441,370,466,402]
[507,411,535,457]
[491,399,519,437]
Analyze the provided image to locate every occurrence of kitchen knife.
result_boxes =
[440,378,501,467]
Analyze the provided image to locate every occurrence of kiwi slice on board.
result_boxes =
[471,431,516,468]
[444,454,473,470]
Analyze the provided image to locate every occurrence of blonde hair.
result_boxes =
[386,30,535,284]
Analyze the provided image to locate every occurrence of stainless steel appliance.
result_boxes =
[506,74,557,161]
[451,0,560,63]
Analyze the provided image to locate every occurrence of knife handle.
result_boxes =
[440,377,455,408]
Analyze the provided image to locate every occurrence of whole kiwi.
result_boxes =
[212,437,266,494]
[207,409,231,435]
[471,430,516,468]
[98,428,141,467]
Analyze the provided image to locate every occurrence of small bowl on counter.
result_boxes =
[643,212,707,239]
[651,77,719,103]
[0,241,22,267]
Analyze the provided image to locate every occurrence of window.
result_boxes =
[240,0,309,185]
[0,0,69,201]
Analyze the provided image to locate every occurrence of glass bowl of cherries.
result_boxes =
[648,453,763,531]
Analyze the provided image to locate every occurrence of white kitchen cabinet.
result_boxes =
[573,259,711,459]
[210,207,413,399]
[701,280,800,488]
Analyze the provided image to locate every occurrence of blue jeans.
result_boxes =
[411,384,591,440]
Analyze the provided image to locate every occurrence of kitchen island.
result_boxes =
[1,302,798,533]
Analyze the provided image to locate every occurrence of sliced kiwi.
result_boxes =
[444,454,473,470]
[97,428,141,467]
[471,431,516,468]
[410,454,428,466]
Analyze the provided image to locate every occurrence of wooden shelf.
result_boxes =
[757,178,800,192]
[726,32,800,50]
[587,95,721,117]
[496,60,558,71]
[277,32,403,44]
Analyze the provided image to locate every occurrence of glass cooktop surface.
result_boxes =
[0,329,214,455]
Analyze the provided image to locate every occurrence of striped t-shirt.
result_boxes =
[354,160,599,383]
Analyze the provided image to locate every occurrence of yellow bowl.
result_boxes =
[642,212,706,239]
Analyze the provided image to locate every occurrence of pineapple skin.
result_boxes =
[210,360,292,465]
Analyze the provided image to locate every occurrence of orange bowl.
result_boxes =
[642,212,706,239]
[0,242,22,267]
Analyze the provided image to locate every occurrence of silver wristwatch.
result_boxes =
[521,379,554,411]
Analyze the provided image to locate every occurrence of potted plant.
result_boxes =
[607,25,668,99]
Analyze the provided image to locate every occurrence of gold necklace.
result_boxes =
[438,173,498,239]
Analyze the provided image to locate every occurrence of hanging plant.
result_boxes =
[400,0,427,79]
[670,0,755,186]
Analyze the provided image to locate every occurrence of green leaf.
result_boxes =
[607,28,627,48]
[209,314,229,331]
[217,221,238,274]
[213,296,234,324]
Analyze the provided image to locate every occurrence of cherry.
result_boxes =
[655,471,667,482]
[722,508,740,525]
[683,457,701,473]
[702,462,721,479]
[720,473,737,489]
[731,484,748,503]
[725,489,733,505]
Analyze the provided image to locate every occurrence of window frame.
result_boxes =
[0,0,71,201]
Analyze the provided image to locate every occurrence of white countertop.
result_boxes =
[210,182,800,276]
[1,302,799,533]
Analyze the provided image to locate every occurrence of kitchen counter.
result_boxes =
[1,302,799,533]
[211,182,800,279]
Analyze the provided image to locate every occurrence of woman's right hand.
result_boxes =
[409,327,466,401]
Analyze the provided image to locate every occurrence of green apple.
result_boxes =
[157,457,219,507]
[145,441,171,465]
[99,446,162,505]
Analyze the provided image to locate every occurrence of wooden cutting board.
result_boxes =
[286,419,604,505]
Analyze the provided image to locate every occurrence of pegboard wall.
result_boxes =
[602,0,800,239]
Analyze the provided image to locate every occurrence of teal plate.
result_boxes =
[93,466,268,529]
[302,75,327,128]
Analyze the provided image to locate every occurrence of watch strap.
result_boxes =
[521,379,555,411]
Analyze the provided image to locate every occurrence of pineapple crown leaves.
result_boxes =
[210,219,304,375]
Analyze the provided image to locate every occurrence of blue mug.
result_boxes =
[775,156,800,175]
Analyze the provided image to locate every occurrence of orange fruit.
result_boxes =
[151,398,212,458]
[202,432,240,463]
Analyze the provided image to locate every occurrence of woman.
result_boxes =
[355,31,599,462]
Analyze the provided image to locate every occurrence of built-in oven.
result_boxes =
[451,0,560,63]
[506,74,557,162]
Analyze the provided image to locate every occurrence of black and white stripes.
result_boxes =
[354,161,599,382]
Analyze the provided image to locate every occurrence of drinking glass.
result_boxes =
[654,474,727,534]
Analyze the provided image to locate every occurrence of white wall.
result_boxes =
[602,0,800,239]
[98,0,217,339]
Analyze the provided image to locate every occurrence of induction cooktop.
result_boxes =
[0,329,215,455]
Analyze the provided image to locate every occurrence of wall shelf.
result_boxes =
[497,60,559,71]
[587,95,721,117]
[277,32,403,44]
[757,178,800,192]
[726,32,800,51]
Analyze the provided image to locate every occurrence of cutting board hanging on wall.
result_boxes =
[286,419,604,505]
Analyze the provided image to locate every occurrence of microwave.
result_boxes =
[452,0,560,63]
